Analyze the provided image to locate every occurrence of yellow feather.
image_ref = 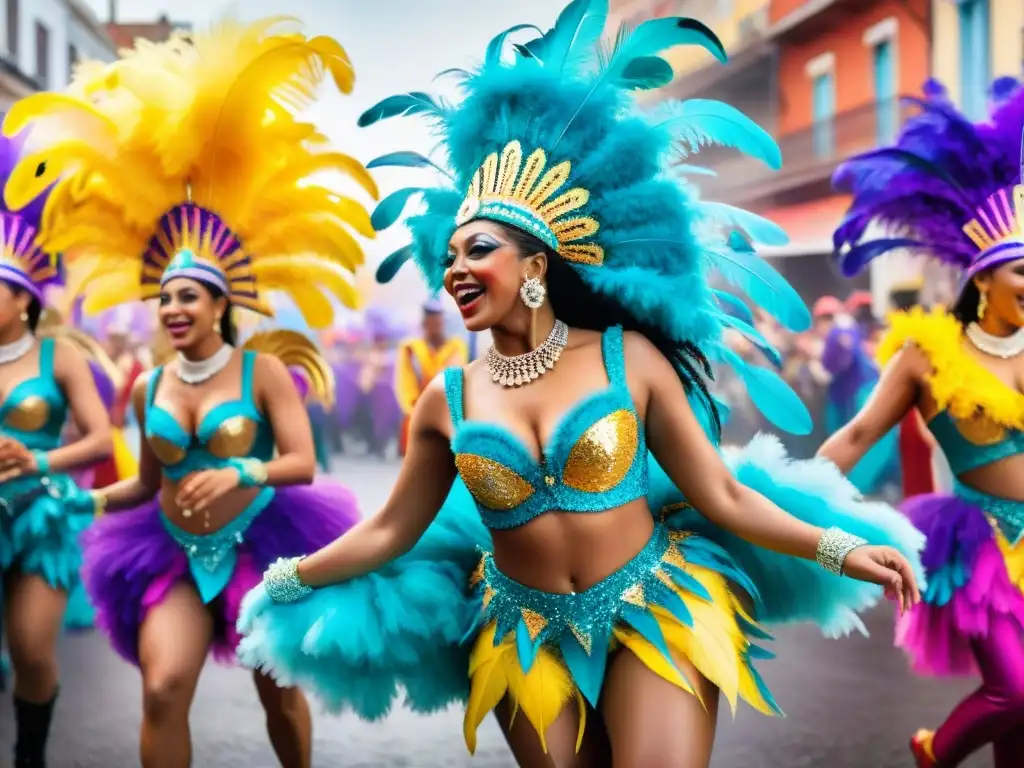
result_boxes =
[245,214,368,271]
[252,257,361,309]
[82,271,144,314]
[464,624,513,755]
[280,283,336,329]
[505,642,576,754]
[2,92,118,139]
[611,625,697,698]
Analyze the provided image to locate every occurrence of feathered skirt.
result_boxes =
[0,473,92,593]
[237,435,925,753]
[82,481,360,666]
[895,482,1024,676]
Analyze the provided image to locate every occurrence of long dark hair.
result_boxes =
[498,223,720,436]
[952,279,981,326]
[203,284,238,345]
[6,284,42,332]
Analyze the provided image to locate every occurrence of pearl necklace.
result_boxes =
[966,323,1024,359]
[0,333,35,365]
[485,320,569,387]
[176,344,235,385]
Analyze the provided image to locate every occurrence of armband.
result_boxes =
[229,458,268,488]
[816,527,868,576]
[263,557,313,604]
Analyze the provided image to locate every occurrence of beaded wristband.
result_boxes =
[31,450,50,474]
[91,490,108,516]
[264,557,313,604]
[816,527,868,576]
[228,458,268,488]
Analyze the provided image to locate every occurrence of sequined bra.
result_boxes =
[0,338,66,452]
[145,350,274,481]
[445,326,647,530]
[927,412,1024,475]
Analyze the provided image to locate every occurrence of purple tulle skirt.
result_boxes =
[895,492,1024,677]
[81,481,360,666]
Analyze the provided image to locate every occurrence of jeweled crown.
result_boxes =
[0,211,58,300]
[962,185,1024,276]
[455,140,604,266]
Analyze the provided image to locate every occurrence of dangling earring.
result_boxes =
[520,277,546,349]
[977,289,989,321]
[19,311,28,322]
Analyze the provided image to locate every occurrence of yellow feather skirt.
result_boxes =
[461,525,781,754]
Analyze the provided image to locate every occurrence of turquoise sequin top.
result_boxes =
[0,338,67,452]
[928,411,1024,475]
[445,326,647,530]
[144,350,274,481]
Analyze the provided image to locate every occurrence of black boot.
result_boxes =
[13,690,57,768]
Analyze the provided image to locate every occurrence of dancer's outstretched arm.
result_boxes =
[818,345,928,473]
[298,376,457,587]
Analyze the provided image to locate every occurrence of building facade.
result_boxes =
[0,0,115,109]
[931,0,1024,118]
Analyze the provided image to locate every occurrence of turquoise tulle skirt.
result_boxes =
[237,435,925,720]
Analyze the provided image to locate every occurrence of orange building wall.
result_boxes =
[775,0,930,136]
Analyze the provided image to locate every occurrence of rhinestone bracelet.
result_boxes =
[816,527,868,576]
[263,556,313,604]
[229,458,269,488]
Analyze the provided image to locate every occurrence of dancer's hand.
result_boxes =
[175,468,240,516]
[0,438,36,483]
[842,545,921,615]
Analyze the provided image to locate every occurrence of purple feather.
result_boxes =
[0,130,47,228]
[86,359,116,411]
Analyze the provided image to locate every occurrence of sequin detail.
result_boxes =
[815,527,868,576]
[954,480,1024,546]
[454,140,604,267]
[521,608,548,641]
[455,454,536,511]
[263,556,313,604]
[562,409,639,492]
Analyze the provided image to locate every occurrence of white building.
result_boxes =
[0,0,115,109]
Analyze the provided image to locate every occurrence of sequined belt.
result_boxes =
[468,524,694,660]
[954,480,1024,547]
[160,486,274,604]
[0,474,82,518]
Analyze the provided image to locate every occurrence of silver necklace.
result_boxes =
[966,323,1024,359]
[0,333,35,365]
[486,320,569,387]
[176,344,235,385]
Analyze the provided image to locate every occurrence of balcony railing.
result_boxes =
[692,95,919,205]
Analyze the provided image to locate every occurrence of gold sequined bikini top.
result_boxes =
[144,350,274,481]
[0,338,66,452]
[444,326,647,530]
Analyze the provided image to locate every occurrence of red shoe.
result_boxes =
[910,730,936,767]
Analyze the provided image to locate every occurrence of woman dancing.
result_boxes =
[4,18,375,768]
[238,3,923,766]
[0,134,112,767]
[821,78,1024,767]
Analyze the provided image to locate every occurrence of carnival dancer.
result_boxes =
[394,298,468,455]
[4,17,375,767]
[821,78,1024,767]
[0,134,113,767]
[238,3,924,765]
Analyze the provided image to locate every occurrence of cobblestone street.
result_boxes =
[0,457,989,767]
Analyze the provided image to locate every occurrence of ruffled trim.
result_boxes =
[877,308,1024,430]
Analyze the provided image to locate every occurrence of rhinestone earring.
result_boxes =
[519,277,546,309]
[977,289,989,321]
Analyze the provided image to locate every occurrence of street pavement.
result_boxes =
[0,456,989,767]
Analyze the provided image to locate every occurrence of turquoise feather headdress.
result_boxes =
[364,0,812,435]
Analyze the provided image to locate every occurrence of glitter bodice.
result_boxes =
[145,350,274,481]
[0,338,67,451]
[445,326,647,530]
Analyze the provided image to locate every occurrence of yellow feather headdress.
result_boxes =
[2,16,378,329]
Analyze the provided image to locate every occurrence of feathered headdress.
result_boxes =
[832,77,1024,285]
[2,16,378,328]
[363,0,812,434]
[0,131,61,302]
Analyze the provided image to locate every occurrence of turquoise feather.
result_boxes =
[619,56,674,91]
[713,289,754,323]
[719,348,812,435]
[485,23,543,66]
[358,92,445,127]
[526,0,608,72]
[558,629,606,707]
[515,617,543,673]
[655,99,782,169]
[375,245,413,284]
[709,235,811,332]
[366,151,452,180]
[371,188,425,231]
[674,164,717,176]
[698,201,788,245]
[715,312,782,368]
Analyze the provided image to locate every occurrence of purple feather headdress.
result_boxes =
[0,129,61,302]
[832,78,1024,290]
